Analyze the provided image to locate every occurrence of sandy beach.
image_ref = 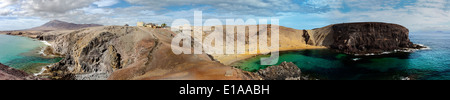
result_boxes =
[212,44,326,65]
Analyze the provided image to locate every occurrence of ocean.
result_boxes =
[1,32,449,80]
[0,34,62,74]
[233,33,450,80]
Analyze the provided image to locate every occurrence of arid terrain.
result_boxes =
[0,20,422,80]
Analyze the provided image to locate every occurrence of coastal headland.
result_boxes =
[0,20,423,80]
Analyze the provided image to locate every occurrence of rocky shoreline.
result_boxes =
[0,63,47,80]
[245,62,303,80]
[1,21,425,80]
[308,22,426,55]
[34,25,310,80]
[33,26,250,80]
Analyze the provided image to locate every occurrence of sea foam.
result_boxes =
[41,41,52,46]
[354,44,431,56]
[39,41,52,56]
[34,66,48,76]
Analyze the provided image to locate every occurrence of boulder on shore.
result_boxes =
[251,62,302,80]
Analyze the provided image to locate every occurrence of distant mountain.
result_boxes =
[29,20,102,31]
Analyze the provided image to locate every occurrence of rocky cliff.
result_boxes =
[308,22,423,54]
[209,23,421,65]
[39,25,310,80]
[34,22,421,80]
[40,26,255,80]
[0,63,47,80]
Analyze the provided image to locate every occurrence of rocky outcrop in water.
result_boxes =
[0,63,47,80]
[248,62,302,80]
[309,22,424,54]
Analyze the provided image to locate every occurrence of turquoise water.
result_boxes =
[233,33,450,80]
[0,34,62,74]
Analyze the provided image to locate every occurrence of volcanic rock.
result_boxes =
[44,26,252,80]
[252,62,302,80]
[0,63,47,80]
[310,22,424,54]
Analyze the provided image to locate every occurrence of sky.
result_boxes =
[0,0,449,32]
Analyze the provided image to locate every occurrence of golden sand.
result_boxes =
[212,44,326,65]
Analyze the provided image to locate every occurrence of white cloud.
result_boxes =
[416,0,447,8]
[325,0,450,32]
[94,0,119,7]
[0,0,449,32]
[0,6,14,15]
[0,0,19,16]
[0,0,332,28]
[82,6,114,14]
[0,0,105,26]
[0,0,18,8]
[124,0,323,16]
[19,0,96,14]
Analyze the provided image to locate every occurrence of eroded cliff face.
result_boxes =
[40,26,253,80]
[36,22,420,80]
[208,25,327,65]
[308,22,422,54]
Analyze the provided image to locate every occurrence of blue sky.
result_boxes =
[0,0,449,32]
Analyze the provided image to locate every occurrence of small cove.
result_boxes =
[232,33,450,80]
[0,34,62,74]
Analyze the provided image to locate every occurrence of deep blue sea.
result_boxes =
[234,33,450,80]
